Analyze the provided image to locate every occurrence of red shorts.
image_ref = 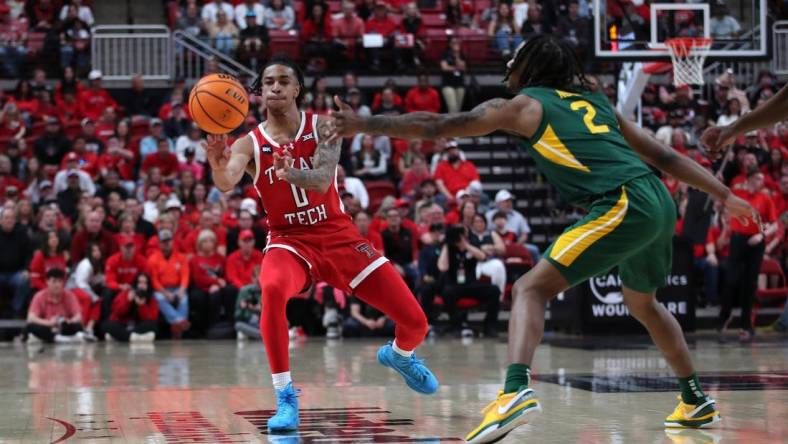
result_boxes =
[264,223,389,294]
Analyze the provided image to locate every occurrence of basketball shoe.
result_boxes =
[664,396,721,428]
[376,342,439,394]
[268,382,299,432]
[465,386,542,444]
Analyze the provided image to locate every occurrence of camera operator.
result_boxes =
[102,273,158,342]
[438,225,501,337]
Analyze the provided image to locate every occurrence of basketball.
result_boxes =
[188,73,249,134]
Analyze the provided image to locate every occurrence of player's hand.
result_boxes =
[701,125,736,161]
[706,253,718,267]
[273,151,295,181]
[330,95,366,141]
[204,134,230,170]
[747,233,764,246]
[723,192,760,229]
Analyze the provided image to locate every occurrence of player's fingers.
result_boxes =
[333,95,351,111]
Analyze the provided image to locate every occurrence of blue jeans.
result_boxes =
[214,32,236,56]
[694,257,720,305]
[0,46,28,78]
[495,30,523,54]
[155,288,189,324]
[525,243,541,264]
[0,271,30,315]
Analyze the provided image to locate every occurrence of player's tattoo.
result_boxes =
[363,98,508,139]
[283,118,341,192]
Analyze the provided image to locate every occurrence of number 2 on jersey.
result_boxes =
[570,100,610,134]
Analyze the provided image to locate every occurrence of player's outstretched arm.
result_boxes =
[204,134,254,192]
[274,116,341,192]
[330,94,541,140]
[702,83,788,159]
[616,112,755,221]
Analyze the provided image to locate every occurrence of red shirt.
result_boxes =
[182,226,228,255]
[28,289,81,320]
[60,151,98,178]
[109,289,160,323]
[114,233,147,255]
[226,249,263,288]
[55,97,81,122]
[70,229,116,264]
[28,251,68,291]
[365,16,398,36]
[706,226,730,258]
[105,253,149,291]
[142,151,179,177]
[189,253,226,292]
[77,88,119,121]
[434,160,480,196]
[95,122,116,142]
[404,87,441,113]
[333,15,365,41]
[301,18,333,42]
[730,189,777,236]
[98,151,136,180]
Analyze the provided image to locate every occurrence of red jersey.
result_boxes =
[706,226,730,257]
[730,188,777,236]
[249,112,350,233]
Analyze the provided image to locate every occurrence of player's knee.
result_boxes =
[624,296,658,321]
[512,277,551,304]
[260,280,288,310]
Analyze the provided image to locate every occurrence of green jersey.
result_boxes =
[518,87,653,208]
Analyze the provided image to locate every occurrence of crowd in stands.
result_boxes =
[1,0,786,345]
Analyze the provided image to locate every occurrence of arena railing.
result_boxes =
[772,20,788,76]
[91,25,173,81]
[172,30,257,83]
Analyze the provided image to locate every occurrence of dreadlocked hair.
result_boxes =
[250,55,306,106]
[504,34,591,93]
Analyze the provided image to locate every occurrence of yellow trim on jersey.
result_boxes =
[550,188,629,266]
[532,125,591,172]
[555,90,580,99]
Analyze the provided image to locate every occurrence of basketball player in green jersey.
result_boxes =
[329,35,755,443]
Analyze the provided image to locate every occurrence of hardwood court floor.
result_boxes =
[1,334,787,443]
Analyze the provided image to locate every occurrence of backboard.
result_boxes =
[593,0,769,60]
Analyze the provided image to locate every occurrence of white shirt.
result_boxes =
[235,3,266,29]
[202,1,235,25]
[175,135,207,163]
[716,114,739,127]
[486,208,530,237]
[143,200,160,224]
[710,16,741,40]
[53,169,96,196]
[343,177,369,209]
[59,4,94,26]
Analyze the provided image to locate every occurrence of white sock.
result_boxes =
[392,340,413,358]
[272,371,292,390]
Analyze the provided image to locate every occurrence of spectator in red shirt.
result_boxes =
[95,106,117,142]
[405,72,441,113]
[225,229,263,289]
[183,208,228,256]
[29,230,68,291]
[301,2,335,72]
[334,1,365,63]
[70,210,116,264]
[433,142,480,199]
[26,268,85,343]
[77,70,119,122]
[98,137,137,184]
[115,214,147,254]
[189,229,236,334]
[105,235,149,295]
[142,138,180,182]
[354,210,384,251]
[365,1,398,70]
[103,272,159,342]
[718,168,778,340]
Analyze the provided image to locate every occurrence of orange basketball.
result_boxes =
[188,73,249,134]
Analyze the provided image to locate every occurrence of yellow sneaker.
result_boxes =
[664,396,721,429]
[465,387,541,444]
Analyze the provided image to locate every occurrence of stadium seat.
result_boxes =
[25,33,47,54]
[456,28,490,64]
[365,180,398,214]
[423,28,453,64]
[421,12,447,28]
[269,30,302,62]
[753,257,788,324]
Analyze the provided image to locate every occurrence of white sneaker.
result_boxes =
[237,330,247,341]
[323,308,339,328]
[461,328,475,339]
[55,334,78,343]
[326,326,340,339]
[130,331,155,342]
[104,332,115,342]
[26,334,42,345]
[81,331,97,342]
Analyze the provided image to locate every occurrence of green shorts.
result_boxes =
[544,174,677,293]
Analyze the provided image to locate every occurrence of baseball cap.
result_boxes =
[467,182,483,195]
[45,116,60,125]
[158,229,173,241]
[455,189,470,201]
[88,69,103,80]
[66,169,80,178]
[81,117,94,127]
[149,118,163,127]
[745,130,759,137]
[119,235,135,247]
[239,229,254,241]
[65,152,78,162]
[240,198,257,216]
[347,87,361,95]
[394,198,410,208]
[446,139,459,149]
[38,180,53,189]
[495,189,514,203]
[165,197,183,212]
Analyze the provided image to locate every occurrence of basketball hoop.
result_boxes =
[665,37,713,87]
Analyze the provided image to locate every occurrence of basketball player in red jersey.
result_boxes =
[204,57,438,433]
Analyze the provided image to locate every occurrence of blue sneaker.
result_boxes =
[267,382,299,432]
[377,342,439,394]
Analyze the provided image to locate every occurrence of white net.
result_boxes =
[666,38,713,86]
